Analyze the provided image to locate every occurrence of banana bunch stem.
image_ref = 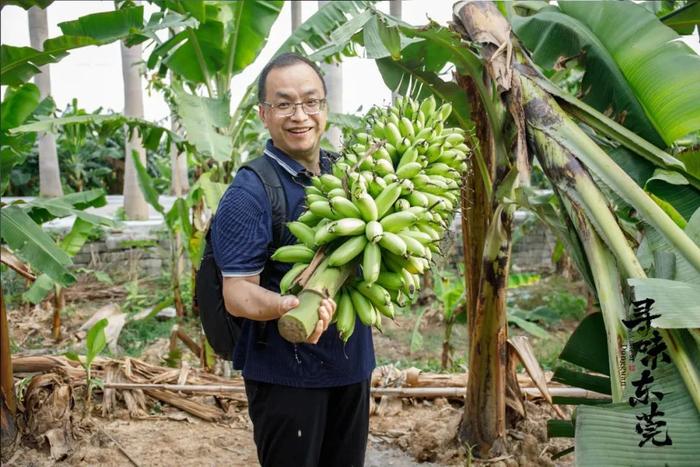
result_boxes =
[278,258,353,343]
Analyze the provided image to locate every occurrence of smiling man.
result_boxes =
[211,53,375,467]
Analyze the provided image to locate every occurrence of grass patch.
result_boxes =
[118,317,173,357]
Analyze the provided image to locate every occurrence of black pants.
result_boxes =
[244,379,370,467]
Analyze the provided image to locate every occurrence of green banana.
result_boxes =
[396,162,423,179]
[355,280,392,309]
[373,182,402,218]
[394,198,411,211]
[353,192,378,222]
[397,232,427,257]
[329,196,361,219]
[350,287,374,326]
[362,242,381,284]
[327,235,367,266]
[271,244,315,263]
[380,211,418,233]
[279,263,308,294]
[399,116,415,139]
[365,220,384,243]
[385,122,402,147]
[297,210,321,227]
[327,187,348,199]
[396,146,419,170]
[336,290,356,342]
[378,231,408,257]
[399,268,416,298]
[309,200,337,219]
[329,217,366,236]
[376,271,405,291]
[314,222,338,245]
[287,221,315,249]
[407,191,429,208]
[320,174,343,192]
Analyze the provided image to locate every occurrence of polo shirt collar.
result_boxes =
[263,139,336,178]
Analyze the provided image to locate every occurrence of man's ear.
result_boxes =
[258,105,269,129]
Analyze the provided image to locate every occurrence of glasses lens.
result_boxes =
[302,100,321,114]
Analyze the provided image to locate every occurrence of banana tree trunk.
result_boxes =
[0,287,18,460]
[120,40,149,220]
[28,6,62,198]
[317,1,343,150]
[291,1,302,30]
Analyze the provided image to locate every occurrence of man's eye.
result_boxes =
[305,99,320,107]
[276,103,292,110]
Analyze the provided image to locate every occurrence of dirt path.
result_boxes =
[4,396,572,467]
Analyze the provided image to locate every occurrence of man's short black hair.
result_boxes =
[257,53,327,103]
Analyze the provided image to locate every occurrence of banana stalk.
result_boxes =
[520,76,700,273]
[277,258,353,343]
[523,77,700,411]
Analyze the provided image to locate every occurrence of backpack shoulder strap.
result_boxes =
[241,156,287,248]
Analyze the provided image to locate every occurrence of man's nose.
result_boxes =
[290,104,308,120]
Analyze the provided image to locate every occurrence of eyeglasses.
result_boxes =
[262,98,327,117]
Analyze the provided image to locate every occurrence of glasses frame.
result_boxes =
[261,98,327,117]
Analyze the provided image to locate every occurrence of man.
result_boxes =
[211,53,375,467]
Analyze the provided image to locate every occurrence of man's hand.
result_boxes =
[279,296,337,344]
[307,297,336,344]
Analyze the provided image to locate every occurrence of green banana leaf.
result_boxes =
[1,6,146,86]
[23,217,97,304]
[147,1,283,86]
[219,1,284,79]
[57,6,144,43]
[660,2,700,35]
[638,208,700,286]
[170,81,232,162]
[512,0,700,148]
[576,357,700,466]
[0,205,74,286]
[190,172,227,214]
[1,83,41,193]
[629,278,700,328]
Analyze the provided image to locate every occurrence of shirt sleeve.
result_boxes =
[211,170,272,277]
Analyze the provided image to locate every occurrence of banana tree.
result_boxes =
[0,81,112,456]
[357,0,700,460]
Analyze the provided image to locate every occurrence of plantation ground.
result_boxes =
[5,272,585,466]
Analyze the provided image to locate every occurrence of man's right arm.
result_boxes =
[222,275,290,321]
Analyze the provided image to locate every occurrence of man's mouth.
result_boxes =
[287,127,312,135]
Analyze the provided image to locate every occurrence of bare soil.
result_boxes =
[5,278,576,466]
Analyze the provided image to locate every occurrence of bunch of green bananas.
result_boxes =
[272,95,469,342]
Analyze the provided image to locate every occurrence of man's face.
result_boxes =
[259,62,327,160]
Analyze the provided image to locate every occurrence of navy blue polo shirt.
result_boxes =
[211,140,375,388]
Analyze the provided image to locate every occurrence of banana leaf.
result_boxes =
[0,206,74,286]
[629,278,700,328]
[660,2,700,35]
[170,81,231,162]
[513,0,700,147]
[1,6,149,86]
[576,359,700,466]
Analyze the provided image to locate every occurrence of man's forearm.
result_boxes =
[222,278,283,321]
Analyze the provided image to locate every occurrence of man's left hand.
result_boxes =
[307,297,336,344]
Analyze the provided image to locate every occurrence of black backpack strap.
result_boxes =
[241,156,287,250]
